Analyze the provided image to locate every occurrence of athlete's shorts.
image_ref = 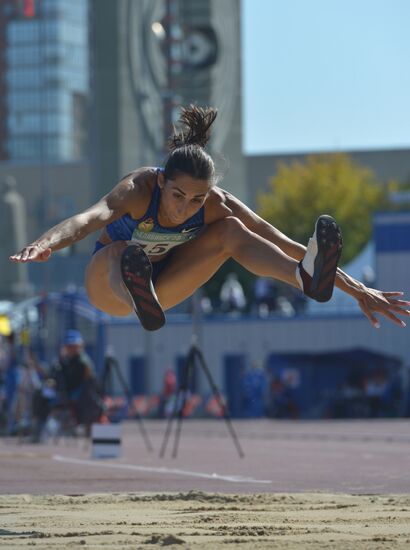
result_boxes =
[92,240,106,255]
[92,241,171,284]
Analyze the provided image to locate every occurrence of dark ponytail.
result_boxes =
[164,105,218,184]
[168,105,217,150]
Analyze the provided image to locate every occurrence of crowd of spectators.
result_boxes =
[329,368,404,419]
[237,363,406,420]
[0,329,102,441]
[1,327,408,438]
[197,273,308,318]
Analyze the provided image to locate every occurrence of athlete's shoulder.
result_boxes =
[120,167,158,217]
[120,166,157,195]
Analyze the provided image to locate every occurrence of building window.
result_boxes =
[4,0,89,162]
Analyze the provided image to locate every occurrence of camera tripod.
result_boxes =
[159,335,244,459]
[101,354,153,452]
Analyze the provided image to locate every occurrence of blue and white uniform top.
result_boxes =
[105,179,205,258]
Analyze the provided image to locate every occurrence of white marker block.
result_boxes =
[91,423,122,459]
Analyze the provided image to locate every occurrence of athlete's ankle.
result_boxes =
[295,261,312,294]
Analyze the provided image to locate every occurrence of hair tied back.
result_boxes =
[169,105,218,151]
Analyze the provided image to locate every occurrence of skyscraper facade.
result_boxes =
[0,0,92,297]
[1,0,89,162]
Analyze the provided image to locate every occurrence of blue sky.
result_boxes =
[241,0,410,154]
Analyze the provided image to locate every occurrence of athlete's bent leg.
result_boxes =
[155,215,341,310]
[85,216,341,319]
[155,216,301,310]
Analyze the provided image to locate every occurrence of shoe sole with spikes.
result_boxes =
[120,245,166,331]
[300,215,343,303]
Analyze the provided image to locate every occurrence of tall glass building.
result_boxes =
[1,0,89,162]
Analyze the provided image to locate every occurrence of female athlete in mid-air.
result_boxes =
[10,106,410,331]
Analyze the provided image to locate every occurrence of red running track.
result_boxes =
[1,419,410,495]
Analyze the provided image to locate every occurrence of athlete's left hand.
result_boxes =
[355,288,410,328]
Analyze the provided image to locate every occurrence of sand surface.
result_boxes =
[1,491,410,549]
[2,420,410,547]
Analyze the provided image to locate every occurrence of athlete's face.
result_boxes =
[158,172,211,226]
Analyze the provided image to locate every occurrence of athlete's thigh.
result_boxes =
[85,242,132,316]
[154,223,228,310]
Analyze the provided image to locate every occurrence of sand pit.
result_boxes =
[2,420,410,547]
[1,490,410,549]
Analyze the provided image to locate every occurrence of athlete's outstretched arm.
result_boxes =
[10,175,135,263]
[222,190,410,328]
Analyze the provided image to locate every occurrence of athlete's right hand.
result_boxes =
[9,243,52,263]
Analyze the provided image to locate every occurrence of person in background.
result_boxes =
[3,332,20,434]
[269,371,300,419]
[241,362,268,417]
[12,350,43,437]
[158,367,177,418]
[365,369,389,417]
[50,330,99,434]
[219,272,247,313]
[253,277,278,316]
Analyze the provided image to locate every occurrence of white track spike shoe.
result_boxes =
[296,215,343,303]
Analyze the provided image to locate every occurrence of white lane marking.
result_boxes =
[53,455,272,484]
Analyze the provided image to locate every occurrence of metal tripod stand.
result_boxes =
[101,354,153,452]
[159,335,244,459]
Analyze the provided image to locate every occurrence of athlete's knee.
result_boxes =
[216,216,248,253]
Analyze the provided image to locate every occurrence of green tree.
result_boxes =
[258,154,388,264]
